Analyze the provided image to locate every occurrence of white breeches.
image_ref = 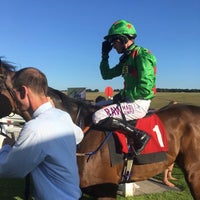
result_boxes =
[92,99,151,124]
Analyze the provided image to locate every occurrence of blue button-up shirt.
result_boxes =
[0,102,83,200]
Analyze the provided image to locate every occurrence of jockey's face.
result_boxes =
[112,38,134,54]
[112,39,125,54]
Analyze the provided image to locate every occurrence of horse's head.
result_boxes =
[0,58,18,118]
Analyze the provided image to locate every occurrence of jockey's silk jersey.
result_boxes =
[100,44,157,101]
[0,102,83,200]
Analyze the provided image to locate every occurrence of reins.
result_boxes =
[76,131,113,162]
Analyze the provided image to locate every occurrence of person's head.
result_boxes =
[12,67,48,113]
[104,20,137,53]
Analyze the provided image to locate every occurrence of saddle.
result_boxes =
[108,113,168,183]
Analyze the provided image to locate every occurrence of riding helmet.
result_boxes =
[104,20,137,42]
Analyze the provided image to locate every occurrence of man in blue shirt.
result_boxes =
[0,67,83,200]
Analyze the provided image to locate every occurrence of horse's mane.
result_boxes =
[0,58,16,72]
[47,87,97,115]
[47,87,74,112]
[47,87,97,126]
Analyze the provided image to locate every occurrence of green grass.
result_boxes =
[151,92,200,108]
[0,178,29,200]
[86,92,200,109]
[0,92,199,199]
[125,164,193,200]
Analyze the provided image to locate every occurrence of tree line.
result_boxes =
[85,88,200,93]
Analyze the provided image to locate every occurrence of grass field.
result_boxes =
[86,92,200,108]
[0,92,199,199]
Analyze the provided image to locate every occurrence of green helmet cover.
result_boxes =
[104,20,137,40]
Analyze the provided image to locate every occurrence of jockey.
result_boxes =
[92,19,157,155]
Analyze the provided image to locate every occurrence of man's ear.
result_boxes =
[19,86,26,99]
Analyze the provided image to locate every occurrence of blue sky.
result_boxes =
[1,0,199,91]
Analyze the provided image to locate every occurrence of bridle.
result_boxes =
[0,74,15,100]
[0,62,17,116]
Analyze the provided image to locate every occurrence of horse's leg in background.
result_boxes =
[163,163,176,187]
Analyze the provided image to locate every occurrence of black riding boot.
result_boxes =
[97,117,150,154]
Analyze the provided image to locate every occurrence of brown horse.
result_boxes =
[0,59,200,200]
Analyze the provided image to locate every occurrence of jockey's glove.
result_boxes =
[102,41,112,59]
[113,92,131,104]
[113,93,124,104]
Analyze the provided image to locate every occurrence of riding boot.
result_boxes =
[97,118,150,155]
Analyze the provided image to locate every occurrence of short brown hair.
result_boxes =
[12,67,48,95]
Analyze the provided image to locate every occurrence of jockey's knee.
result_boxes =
[92,110,105,124]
